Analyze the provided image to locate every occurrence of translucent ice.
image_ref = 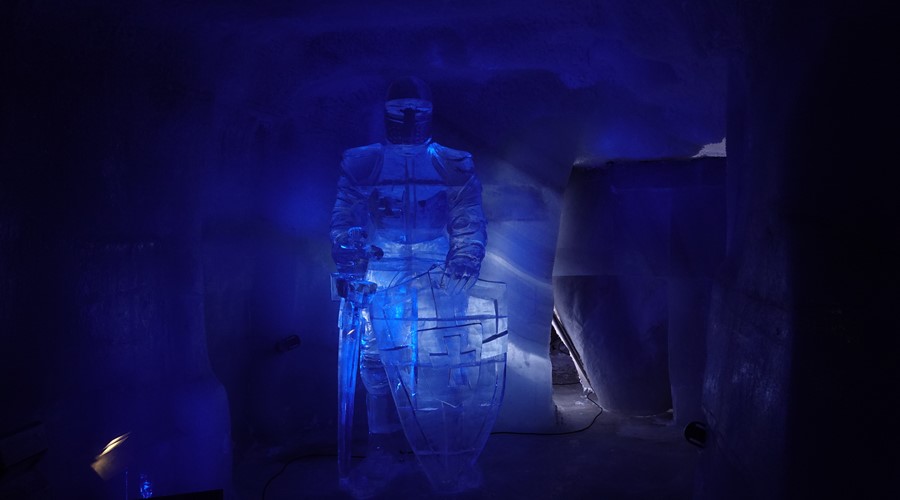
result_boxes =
[330,77,497,494]
[372,268,507,493]
[334,275,377,485]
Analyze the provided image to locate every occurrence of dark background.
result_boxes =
[1,0,896,498]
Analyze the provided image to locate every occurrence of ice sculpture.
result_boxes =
[373,268,507,492]
[331,77,504,494]
[333,273,377,484]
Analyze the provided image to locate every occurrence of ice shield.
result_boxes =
[371,268,508,493]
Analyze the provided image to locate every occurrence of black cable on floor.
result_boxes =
[262,395,603,497]
[490,396,603,436]
[261,452,359,500]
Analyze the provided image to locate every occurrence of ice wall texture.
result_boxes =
[1,0,728,477]
[0,160,232,495]
[554,158,725,417]
[693,1,899,499]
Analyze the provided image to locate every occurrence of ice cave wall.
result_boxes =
[1,0,729,496]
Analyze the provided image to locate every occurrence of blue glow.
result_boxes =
[330,78,502,494]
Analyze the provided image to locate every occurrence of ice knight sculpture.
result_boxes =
[331,77,507,495]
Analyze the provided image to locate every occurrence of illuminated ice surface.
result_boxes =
[331,79,495,494]
[373,269,507,493]
[333,275,377,485]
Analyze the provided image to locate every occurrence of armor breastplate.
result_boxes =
[369,144,448,245]
[335,141,477,274]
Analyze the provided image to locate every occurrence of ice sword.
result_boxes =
[334,275,377,485]
[331,227,383,486]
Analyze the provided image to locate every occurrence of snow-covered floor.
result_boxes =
[237,383,699,499]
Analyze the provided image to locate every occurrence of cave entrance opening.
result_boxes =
[549,308,593,395]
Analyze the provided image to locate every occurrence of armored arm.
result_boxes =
[434,145,487,290]
[447,173,487,274]
[330,145,383,276]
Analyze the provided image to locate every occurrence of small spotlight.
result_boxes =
[684,421,708,448]
[91,432,131,480]
[98,433,130,458]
